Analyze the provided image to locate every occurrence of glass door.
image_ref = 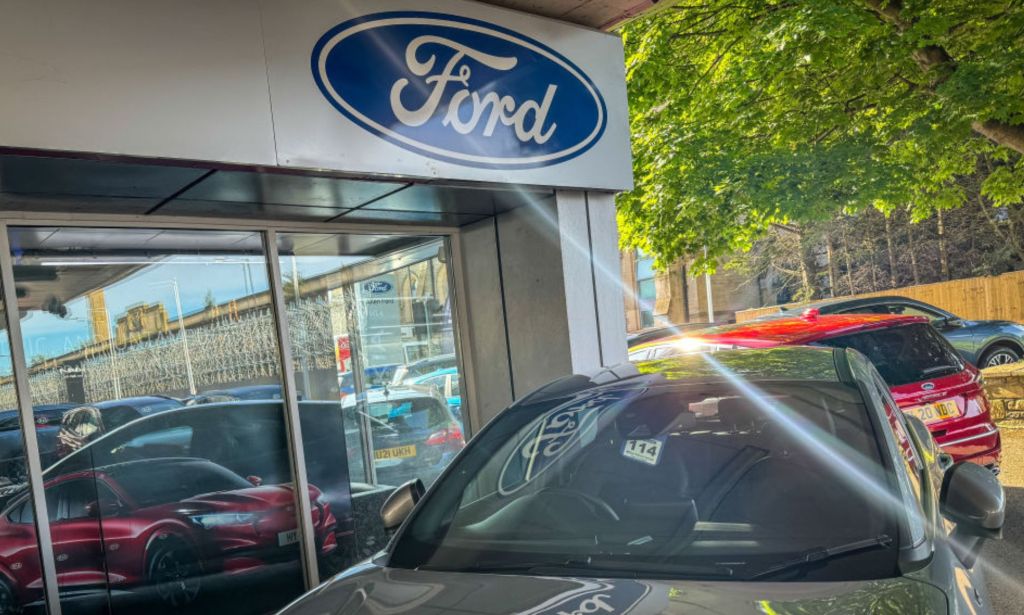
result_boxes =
[274,233,466,577]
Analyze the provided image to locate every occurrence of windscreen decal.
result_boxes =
[621,436,666,466]
[516,580,650,615]
[498,389,641,495]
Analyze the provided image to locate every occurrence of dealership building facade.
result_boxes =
[0,1,652,613]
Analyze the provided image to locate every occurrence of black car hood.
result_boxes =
[281,563,946,614]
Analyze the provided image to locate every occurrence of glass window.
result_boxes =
[0,282,48,615]
[392,382,901,582]
[276,233,466,578]
[815,323,963,386]
[636,252,657,329]
[8,227,305,615]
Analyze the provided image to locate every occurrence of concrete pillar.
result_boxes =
[453,190,628,428]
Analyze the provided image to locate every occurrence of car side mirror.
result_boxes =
[86,497,122,518]
[941,461,1004,567]
[246,475,263,487]
[380,479,425,531]
[936,317,964,329]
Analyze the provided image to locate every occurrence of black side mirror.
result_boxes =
[380,479,425,531]
[935,317,964,329]
[940,461,1004,567]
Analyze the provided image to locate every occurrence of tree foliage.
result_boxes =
[618,0,1024,271]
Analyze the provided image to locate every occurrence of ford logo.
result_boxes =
[311,12,607,169]
[362,280,393,294]
[921,382,935,391]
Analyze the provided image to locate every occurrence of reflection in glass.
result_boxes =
[0,297,49,615]
[276,234,465,576]
[7,227,322,615]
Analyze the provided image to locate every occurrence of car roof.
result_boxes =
[768,295,948,317]
[414,367,457,380]
[93,396,180,409]
[518,346,849,407]
[682,313,927,347]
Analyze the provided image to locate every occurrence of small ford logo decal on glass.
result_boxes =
[311,12,607,168]
[362,280,393,294]
[922,382,935,390]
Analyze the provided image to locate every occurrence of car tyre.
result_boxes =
[146,537,202,608]
[0,577,19,615]
[980,345,1022,368]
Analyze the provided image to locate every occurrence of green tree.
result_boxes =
[619,0,1024,270]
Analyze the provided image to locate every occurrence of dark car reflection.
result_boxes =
[55,396,184,459]
[0,457,335,610]
[0,404,76,489]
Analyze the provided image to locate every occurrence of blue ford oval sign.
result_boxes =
[311,12,607,169]
[363,280,393,294]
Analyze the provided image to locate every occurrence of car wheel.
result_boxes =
[146,537,202,607]
[981,345,1022,368]
[0,578,18,615]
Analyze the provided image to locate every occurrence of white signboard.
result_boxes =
[262,0,632,190]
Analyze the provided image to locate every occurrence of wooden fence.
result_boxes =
[735,270,1024,323]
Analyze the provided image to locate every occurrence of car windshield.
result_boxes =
[816,323,963,386]
[107,459,251,507]
[390,381,901,582]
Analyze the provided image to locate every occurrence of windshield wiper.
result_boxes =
[749,535,894,580]
[448,557,733,580]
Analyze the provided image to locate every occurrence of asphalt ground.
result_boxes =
[986,428,1024,614]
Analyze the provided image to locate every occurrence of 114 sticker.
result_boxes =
[622,437,665,466]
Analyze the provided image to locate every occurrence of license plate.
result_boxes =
[277,529,299,547]
[906,400,960,424]
[374,445,417,460]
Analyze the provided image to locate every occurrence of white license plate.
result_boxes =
[906,400,960,424]
[277,529,299,547]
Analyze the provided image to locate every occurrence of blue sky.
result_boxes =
[1,255,360,372]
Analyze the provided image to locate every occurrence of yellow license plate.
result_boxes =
[374,445,417,460]
[906,400,960,424]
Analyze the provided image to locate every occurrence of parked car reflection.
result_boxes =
[343,386,464,487]
[55,396,183,458]
[0,457,334,610]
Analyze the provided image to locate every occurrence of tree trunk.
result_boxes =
[795,230,821,301]
[825,233,839,297]
[972,121,1024,156]
[864,239,879,291]
[906,224,920,285]
[937,209,951,281]
[884,215,898,288]
[841,224,855,294]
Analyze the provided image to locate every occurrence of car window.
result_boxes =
[365,398,445,432]
[6,498,33,524]
[816,323,962,386]
[48,479,107,522]
[109,425,194,460]
[109,459,251,507]
[392,382,900,582]
[890,304,942,320]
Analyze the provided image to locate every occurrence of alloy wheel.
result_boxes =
[985,350,1021,367]
[151,546,201,607]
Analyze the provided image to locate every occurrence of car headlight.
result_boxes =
[189,512,257,529]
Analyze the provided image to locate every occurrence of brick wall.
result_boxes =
[983,363,1024,427]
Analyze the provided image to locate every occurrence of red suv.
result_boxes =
[0,457,337,609]
[654,312,1001,469]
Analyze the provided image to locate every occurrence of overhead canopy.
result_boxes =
[478,0,660,30]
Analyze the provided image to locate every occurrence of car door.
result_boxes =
[46,478,110,590]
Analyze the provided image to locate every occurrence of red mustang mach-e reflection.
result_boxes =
[0,457,336,609]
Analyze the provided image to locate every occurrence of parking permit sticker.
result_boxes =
[622,436,666,466]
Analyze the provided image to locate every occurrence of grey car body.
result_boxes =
[279,347,1002,615]
[768,295,1024,368]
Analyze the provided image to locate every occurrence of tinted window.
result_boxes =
[816,324,962,386]
[109,460,250,507]
[392,382,899,582]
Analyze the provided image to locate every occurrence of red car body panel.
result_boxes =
[679,313,1001,466]
[0,460,336,606]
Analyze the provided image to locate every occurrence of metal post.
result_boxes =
[263,230,320,589]
[170,280,197,396]
[0,224,63,615]
[343,283,377,485]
